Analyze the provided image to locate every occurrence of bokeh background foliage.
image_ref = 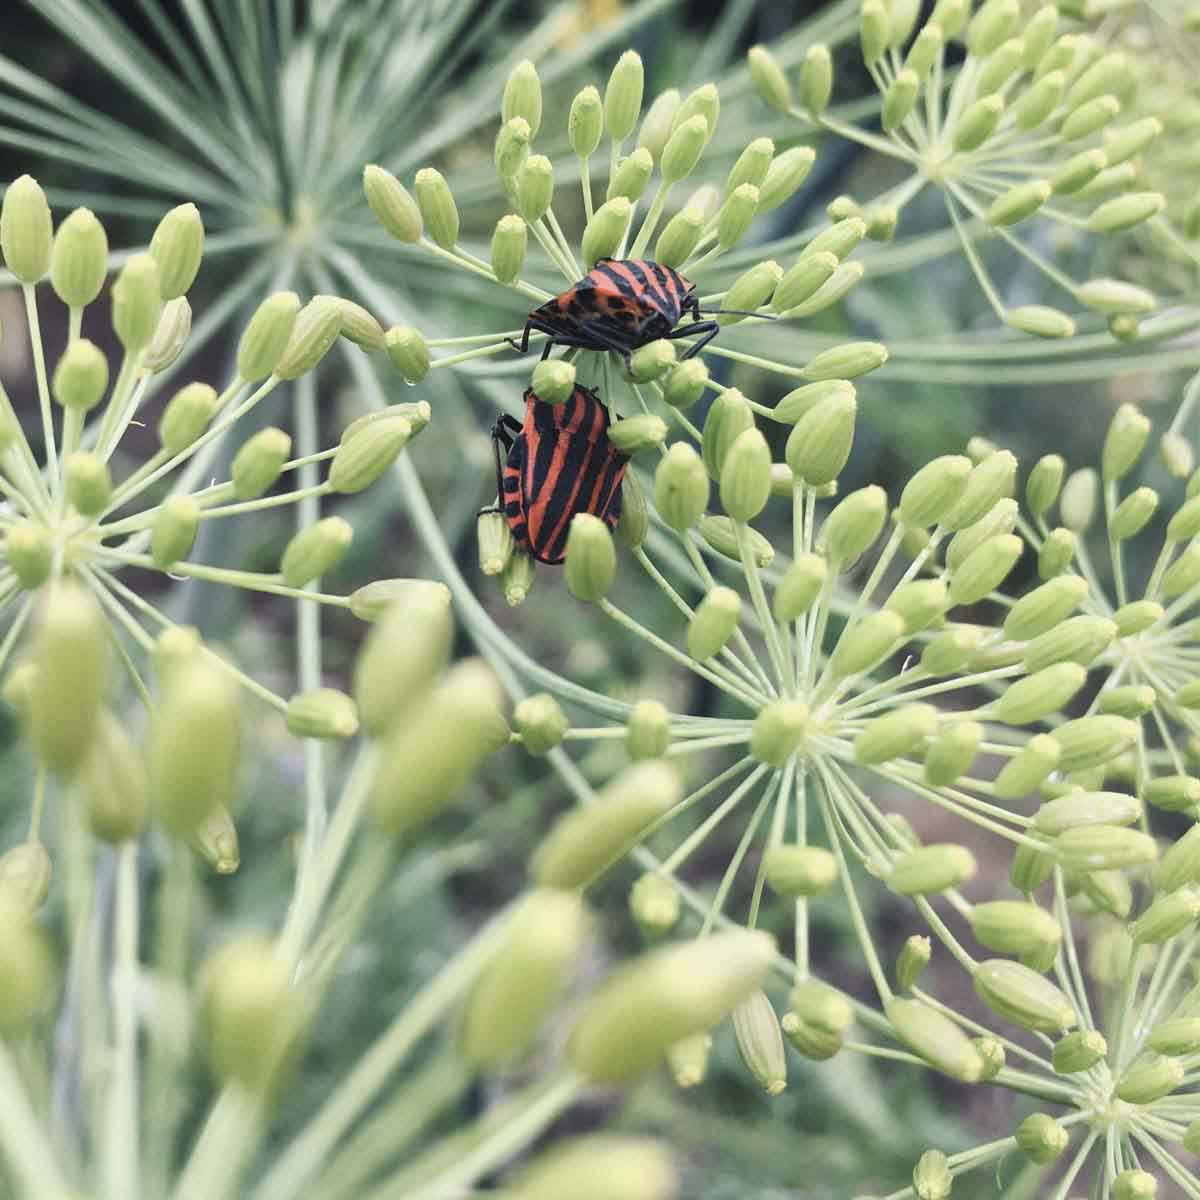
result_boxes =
[1,0,1200,1197]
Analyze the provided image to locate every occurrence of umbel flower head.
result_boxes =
[749,6,1176,339]
[0,175,429,865]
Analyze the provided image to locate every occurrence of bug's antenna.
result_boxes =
[697,307,779,320]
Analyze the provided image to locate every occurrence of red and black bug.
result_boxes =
[509,258,719,371]
[485,385,628,565]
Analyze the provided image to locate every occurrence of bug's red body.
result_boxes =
[510,258,719,369]
[490,386,628,565]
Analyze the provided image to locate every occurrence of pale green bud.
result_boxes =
[886,579,947,634]
[618,699,667,762]
[281,687,358,740]
[1035,34,1079,80]
[1157,824,1200,893]
[1020,5,1057,67]
[513,693,568,757]
[1109,487,1157,540]
[773,554,827,622]
[726,139,774,197]
[180,800,237,874]
[974,958,1076,1032]
[967,0,1019,55]
[1014,1113,1068,1165]
[1150,1018,1200,1055]
[1111,601,1161,641]
[230,426,290,500]
[275,297,342,380]
[1168,495,1200,543]
[855,703,938,766]
[773,251,837,314]
[626,343,676,386]
[523,362,574,411]
[889,843,976,896]
[1052,148,1107,196]
[948,533,1022,605]
[142,296,192,373]
[1113,1169,1157,1199]
[976,36,1025,97]
[655,442,708,531]
[1024,614,1116,673]
[671,83,719,147]
[0,897,53,1029]
[1035,790,1140,836]
[1053,1029,1107,1074]
[896,935,931,992]
[607,147,654,205]
[918,629,977,676]
[151,624,202,680]
[414,167,458,248]
[606,415,665,458]
[157,383,219,458]
[604,50,644,141]
[653,205,704,269]
[945,497,1017,570]
[1143,775,1200,814]
[363,164,422,241]
[750,700,808,766]
[1003,575,1085,642]
[1116,1054,1184,1104]
[747,45,791,112]
[806,218,868,263]
[614,472,648,552]
[889,0,922,45]
[280,515,352,587]
[151,656,240,834]
[660,114,708,184]
[954,93,1005,151]
[383,325,431,385]
[513,1136,677,1200]
[1052,714,1137,773]
[701,389,754,480]
[112,252,163,352]
[1103,117,1161,167]
[477,508,514,577]
[924,720,981,786]
[785,392,856,489]
[898,454,971,528]
[502,59,542,137]
[629,872,680,938]
[699,515,772,566]
[1066,50,1134,110]
[1057,467,1096,533]
[831,610,905,678]
[763,845,836,896]
[715,183,758,251]
[1062,94,1121,142]
[1076,278,1157,316]
[148,202,203,299]
[1038,527,1075,579]
[461,889,590,1070]
[991,662,1085,726]
[327,297,384,351]
[50,207,108,307]
[501,546,532,602]
[886,997,984,1082]
[720,260,781,323]
[494,117,531,183]
[860,0,891,65]
[882,70,920,133]
[516,154,554,223]
[150,496,199,570]
[1164,547,1200,599]
[570,86,604,158]
[237,291,300,381]
[1102,403,1150,483]
[733,990,787,1095]
[773,379,851,424]
[1014,68,1065,130]
[905,24,943,80]
[1134,887,1200,944]
[1010,840,1055,892]
[0,174,51,283]
[1055,823,1157,870]
[565,514,616,603]
[686,587,741,662]
[582,196,632,268]
[62,451,110,517]
[995,733,1061,798]
[986,179,1050,226]
[942,450,1016,531]
[52,337,108,412]
[913,1151,951,1200]
[352,589,452,735]
[0,841,51,913]
[788,264,864,320]
[757,146,816,213]
[1024,454,1066,518]
[971,900,1061,961]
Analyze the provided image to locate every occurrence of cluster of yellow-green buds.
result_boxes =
[748,4,1173,336]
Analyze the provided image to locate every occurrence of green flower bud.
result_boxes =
[1055,822,1157,870]
[502,58,542,137]
[570,86,604,158]
[582,196,632,268]
[1144,775,1200,814]
[1066,49,1134,109]
[882,70,920,132]
[986,179,1050,226]
[1010,839,1055,892]
[327,297,384,352]
[1014,69,1065,130]
[970,900,1061,962]
[943,449,1016,531]
[823,485,887,569]
[141,296,192,374]
[995,734,1061,798]
[1157,824,1200,893]
[974,958,1076,1032]
[1052,714,1137,773]
[652,205,704,269]
[607,472,646,553]
[1058,471,1100,537]
[606,147,653,205]
[1076,864,1134,918]
[1164,546,1200,599]
[699,515,773,566]
[786,982,852,1046]
[945,497,1017,570]
[750,700,809,766]
[616,699,668,763]
[477,508,514,577]
[687,587,741,662]
[733,989,787,1095]
[568,929,774,1083]
[151,495,199,569]
[283,688,358,740]
[773,553,827,623]
[1003,575,1086,641]
[1014,1113,1068,1165]
[494,117,531,183]
[953,93,1005,151]
[1116,1054,1184,1104]
[885,579,947,634]
[604,50,644,141]
[1149,1018,1200,1055]
[831,610,905,679]
[654,442,708,532]
[990,662,1085,726]
[52,337,109,412]
[699,391,752,482]
[0,897,53,1029]
[772,251,837,315]
[718,427,770,521]
[1077,285,1157,327]
[153,383,213,457]
[726,139,774,197]
[152,624,202,680]
[1062,94,1121,142]
[896,455,970,529]
[565,515,617,603]
[230,426,290,500]
[461,889,590,1070]
[363,164,422,241]
[923,720,981,787]
[1038,527,1075,579]
[330,416,412,494]
[280,515,352,588]
[1053,1028,1107,1074]
[787,264,863,322]
[855,703,938,766]
[275,296,342,380]
[1036,34,1078,80]
[804,221,866,265]
[111,252,163,352]
[763,845,837,896]
[510,1136,676,1200]
[1167,496,1200,544]
[1112,599,1161,638]
[885,998,984,1082]
[1035,790,1140,836]
[1113,1169,1157,1199]
[895,935,931,992]
[1101,403,1150,483]
[0,841,51,913]
[50,206,108,308]
[236,291,300,381]
[151,656,240,834]
[860,0,891,65]
[947,533,1022,605]
[671,83,719,147]
[413,167,458,248]
[905,24,943,80]
[660,114,708,184]
[976,36,1026,97]
[718,261,781,323]
[629,872,680,938]
[714,182,759,251]
[199,936,300,1092]
[516,154,554,223]
[889,843,976,896]
[747,45,791,112]
[1052,148,1108,196]
[189,806,238,873]
[1023,614,1116,674]
[1109,487,1158,540]
[1103,116,1160,167]
[0,174,52,283]
[512,692,568,757]
[63,451,111,517]
[148,202,203,300]
[1133,887,1200,944]
[913,1150,951,1200]
[1022,6,1058,68]
[758,146,817,213]
[606,415,665,457]
[967,0,1018,55]
[503,547,534,602]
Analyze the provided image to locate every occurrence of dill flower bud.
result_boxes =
[363,164,422,242]
[491,214,527,284]
[986,180,1050,227]
[748,45,791,112]
[188,805,238,873]
[719,428,771,521]
[629,871,680,937]
[996,734,1061,798]
[608,147,653,205]
[1038,527,1075,578]
[860,0,890,64]
[565,514,616,603]
[1103,404,1150,483]
[726,138,774,194]
[1144,774,1200,814]
[974,959,1076,1032]
[148,202,203,299]
[1156,825,1200,893]
[970,900,1061,961]
[1168,496,1200,542]
[0,174,52,283]
[655,442,708,532]
[1053,1029,1107,1074]
[1015,70,1064,130]
[461,888,590,1070]
[924,720,981,786]
[330,298,384,351]
[1149,1018,1200,1055]
[0,897,53,1029]
[567,930,775,1082]
[64,451,112,517]
[882,70,920,132]
[625,347,675,389]
[231,427,290,499]
[1051,715,1137,773]
[1052,149,1107,196]
[1090,192,1166,234]
[152,624,201,679]
[701,390,754,481]
[943,450,1016,530]
[1014,1113,1068,1165]
[896,935,931,992]
[967,0,1018,55]
[699,515,772,566]
[687,587,741,662]
[992,663,1086,726]
[494,121,531,190]
[716,183,758,251]
[773,554,827,623]
[758,146,816,212]
[1003,574,1086,640]
[52,338,109,412]
[660,114,708,184]
[502,59,542,137]
[1117,1054,1184,1104]
[763,845,836,896]
[236,290,300,381]
[782,1014,841,1060]
[280,516,352,587]
[1009,840,1053,893]
[151,496,199,569]
[773,251,837,314]
[1104,117,1161,167]
[887,998,984,1081]
[516,155,554,223]
[945,497,1017,569]
[78,710,146,843]
[604,50,644,141]
[823,485,887,569]
[329,416,411,493]
[0,841,50,913]
[582,197,632,268]
[889,843,976,896]
[899,454,971,528]
[954,94,1005,152]
[616,473,648,550]
[1163,547,1200,599]
[370,659,507,836]
[798,44,833,115]
[514,693,568,756]
[50,206,107,308]
[751,701,808,767]
[855,703,937,766]
[284,688,358,741]
[1110,488,1158,540]
[1034,790,1140,836]
[733,990,787,1095]
[112,252,163,352]
[671,84,719,145]
[1077,278,1156,317]
[1055,824,1157,870]
[1113,1170,1156,1199]
[831,610,904,679]
[478,509,513,577]
[885,579,947,633]
[533,761,680,888]
[142,296,192,373]
[948,534,1022,605]
[1063,95,1121,143]
[653,205,703,269]
[569,86,604,158]
[976,36,1025,96]
[509,1137,676,1200]
[275,296,342,380]
[414,167,458,249]
[722,260,781,321]
[637,89,680,158]
[1133,888,1200,944]
[627,699,670,761]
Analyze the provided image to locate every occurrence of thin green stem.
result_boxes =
[23,284,59,488]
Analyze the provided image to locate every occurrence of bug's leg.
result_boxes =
[664,320,720,359]
[480,416,522,515]
[505,321,536,355]
[575,320,636,372]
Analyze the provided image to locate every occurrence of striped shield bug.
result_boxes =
[509,258,719,370]
[484,385,628,565]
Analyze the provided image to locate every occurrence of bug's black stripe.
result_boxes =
[596,455,628,528]
[649,262,685,321]
[594,261,639,298]
[626,259,673,315]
